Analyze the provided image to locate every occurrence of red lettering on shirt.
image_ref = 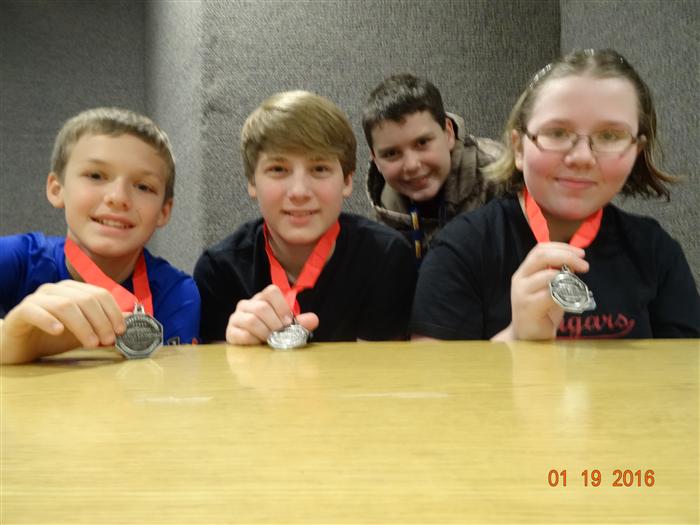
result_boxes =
[558,312,636,339]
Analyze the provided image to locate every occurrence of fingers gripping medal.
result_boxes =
[549,265,597,314]
[523,188,602,314]
[116,303,164,358]
[263,221,341,350]
[64,238,161,359]
[267,318,311,350]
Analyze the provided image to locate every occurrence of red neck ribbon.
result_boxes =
[263,221,341,316]
[64,237,153,315]
[523,187,603,248]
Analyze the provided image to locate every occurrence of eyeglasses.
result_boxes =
[524,128,642,155]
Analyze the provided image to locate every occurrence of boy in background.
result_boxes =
[194,90,416,345]
[1,108,200,363]
[362,73,503,258]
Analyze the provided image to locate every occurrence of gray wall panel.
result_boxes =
[0,0,146,238]
[561,0,700,284]
[197,0,560,248]
[145,1,204,273]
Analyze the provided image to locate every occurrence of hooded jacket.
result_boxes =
[365,113,504,250]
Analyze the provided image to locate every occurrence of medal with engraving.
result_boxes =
[263,221,340,350]
[549,265,597,314]
[267,318,311,350]
[116,303,164,358]
[64,238,159,358]
[523,188,602,313]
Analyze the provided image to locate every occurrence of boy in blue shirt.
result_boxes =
[1,107,200,363]
[194,91,416,344]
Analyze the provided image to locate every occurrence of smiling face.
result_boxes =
[248,150,353,256]
[370,111,455,202]
[514,74,642,226]
[46,133,172,269]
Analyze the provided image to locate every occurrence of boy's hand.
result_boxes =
[0,281,126,364]
[226,284,319,345]
[493,243,589,341]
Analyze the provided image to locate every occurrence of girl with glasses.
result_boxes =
[411,49,699,340]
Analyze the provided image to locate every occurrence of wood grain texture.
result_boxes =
[1,339,698,523]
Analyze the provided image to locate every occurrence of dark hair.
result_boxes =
[485,49,677,199]
[361,74,447,150]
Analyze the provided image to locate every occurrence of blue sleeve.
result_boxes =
[0,234,30,316]
[157,275,201,345]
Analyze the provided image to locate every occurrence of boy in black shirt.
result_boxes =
[195,91,416,344]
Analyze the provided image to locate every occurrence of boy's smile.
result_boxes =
[370,111,455,202]
[248,151,352,262]
[46,133,172,280]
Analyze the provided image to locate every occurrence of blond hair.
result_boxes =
[241,90,356,182]
[51,107,176,200]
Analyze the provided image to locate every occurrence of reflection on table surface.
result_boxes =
[1,339,698,524]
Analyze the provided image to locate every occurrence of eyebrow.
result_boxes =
[83,159,163,178]
[375,133,433,156]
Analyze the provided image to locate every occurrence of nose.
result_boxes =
[402,151,420,176]
[287,169,312,200]
[564,135,596,168]
[104,179,131,210]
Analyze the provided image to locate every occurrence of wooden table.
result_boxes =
[1,340,698,523]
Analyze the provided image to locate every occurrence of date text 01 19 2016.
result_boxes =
[547,469,655,487]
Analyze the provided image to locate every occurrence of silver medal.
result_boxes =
[549,265,596,314]
[116,304,163,359]
[267,318,310,350]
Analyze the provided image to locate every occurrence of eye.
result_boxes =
[379,149,399,160]
[415,137,431,148]
[313,164,331,174]
[86,171,104,181]
[265,164,287,175]
[595,129,628,143]
[541,127,572,140]
[136,182,157,193]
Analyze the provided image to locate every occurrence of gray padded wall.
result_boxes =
[196,0,561,253]
[0,1,146,238]
[4,1,696,282]
[561,0,700,285]
[144,1,204,273]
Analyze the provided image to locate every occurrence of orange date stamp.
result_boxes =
[547,469,655,487]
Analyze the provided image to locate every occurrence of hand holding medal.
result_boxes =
[64,238,163,359]
[506,188,600,340]
[226,222,339,349]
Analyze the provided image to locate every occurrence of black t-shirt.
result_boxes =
[411,195,700,339]
[194,213,417,343]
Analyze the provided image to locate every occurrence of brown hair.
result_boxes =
[51,107,176,200]
[241,90,356,182]
[485,49,676,199]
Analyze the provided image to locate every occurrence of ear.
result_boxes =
[369,147,377,163]
[46,172,65,209]
[511,130,524,171]
[342,171,354,198]
[636,135,647,156]
[156,198,173,228]
[445,118,456,150]
[247,180,257,199]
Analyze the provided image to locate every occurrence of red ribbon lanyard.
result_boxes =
[263,221,341,316]
[64,237,153,315]
[523,187,602,248]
